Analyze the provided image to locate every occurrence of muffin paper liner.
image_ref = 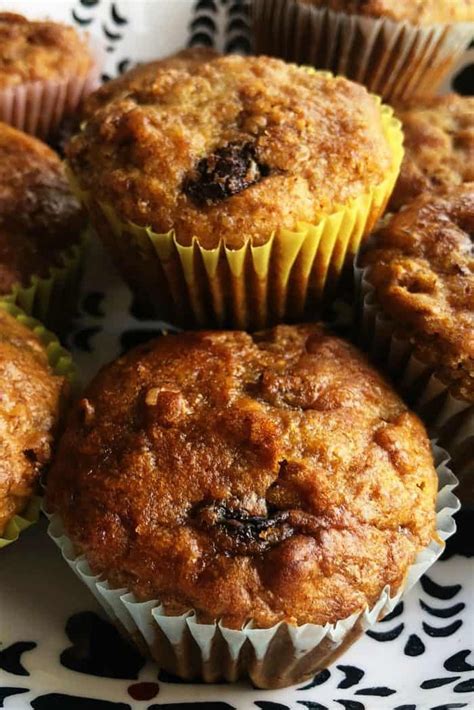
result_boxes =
[45,444,458,688]
[68,97,403,330]
[2,229,89,334]
[0,35,103,139]
[0,299,76,549]
[252,0,474,102]
[355,257,473,494]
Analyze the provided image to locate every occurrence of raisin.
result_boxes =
[192,499,294,555]
[183,142,270,206]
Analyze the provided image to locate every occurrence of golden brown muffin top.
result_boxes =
[361,185,474,401]
[0,307,66,535]
[297,0,474,23]
[0,12,93,88]
[0,122,85,295]
[47,325,437,628]
[67,54,394,249]
[390,94,474,211]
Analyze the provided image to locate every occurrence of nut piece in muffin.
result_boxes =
[390,94,474,211]
[0,306,67,537]
[0,122,86,328]
[47,324,438,683]
[67,53,401,326]
[297,1,474,23]
[0,12,93,88]
[361,184,473,404]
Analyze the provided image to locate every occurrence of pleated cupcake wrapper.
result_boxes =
[0,35,103,138]
[45,446,458,688]
[2,229,89,333]
[68,99,403,330]
[355,258,473,483]
[252,0,474,102]
[0,299,76,549]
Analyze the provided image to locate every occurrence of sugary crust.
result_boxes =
[0,308,65,535]
[0,122,85,294]
[47,325,437,628]
[67,54,394,249]
[0,12,93,88]
[362,184,474,401]
[296,0,474,23]
[390,94,474,211]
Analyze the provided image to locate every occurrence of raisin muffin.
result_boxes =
[46,324,441,686]
[0,304,68,545]
[0,12,100,137]
[67,53,402,328]
[0,122,86,331]
[390,94,474,211]
[359,184,473,498]
[253,0,474,101]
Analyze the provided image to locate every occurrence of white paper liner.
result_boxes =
[0,35,104,138]
[45,444,458,689]
[252,0,474,101]
[355,257,473,487]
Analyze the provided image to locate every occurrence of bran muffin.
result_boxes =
[0,305,67,541]
[67,53,402,327]
[390,94,474,212]
[0,12,100,137]
[359,185,473,497]
[46,324,440,685]
[0,122,86,330]
[253,0,474,101]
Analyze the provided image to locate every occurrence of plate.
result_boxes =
[1,2,473,708]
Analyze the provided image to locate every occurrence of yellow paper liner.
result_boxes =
[2,229,89,334]
[0,299,76,549]
[68,94,403,329]
[252,0,474,102]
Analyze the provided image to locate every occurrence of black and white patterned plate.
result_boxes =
[1,2,473,708]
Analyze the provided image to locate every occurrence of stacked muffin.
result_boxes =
[0,8,467,693]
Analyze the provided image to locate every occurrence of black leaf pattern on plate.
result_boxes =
[82,291,106,318]
[336,665,364,689]
[117,59,131,74]
[422,620,463,638]
[430,705,468,710]
[111,3,128,24]
[394,706,416,710]
[420,576,461,600]
[60,612,145,679]
[195,0,218,11]
[453,678,474,693]
[354,687,396,696]
[444,650,474,672]
[79,0,99,5]
[0,688,28,706]
[148,704,235,709]
[190,16,217,32]
[366,623,404,642]
[380,602,404,623]
[297,668,330,690]
[421,677,460,689]
[420,601,465,619]
[31,696,130,710]
[255,703,290,710]
[189,0,218,47]
[404,634,425,656]
[127,683,159,701]
[297,703,328,710]
[102,23,123,41]
[72,10,93,25]
[0,642,36,676]
[334,701,365,710]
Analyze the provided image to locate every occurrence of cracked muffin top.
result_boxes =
[296,0,474,23]
[0,307,66,536]
[0,122,85,295]
[0,12,93,88]
[361,184,474,402]
[390,94,474,211]
[67,54,395,249]
[46,324,438,628]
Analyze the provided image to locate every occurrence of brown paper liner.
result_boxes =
[67,97,403,329]
[252,0,474,101]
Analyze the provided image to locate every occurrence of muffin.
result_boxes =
[0,301,72,548]
[390,94,474,211]
[66,53,403,328]
[46,324,456,687]
[253,0,474,101]
[0,12,101,138]
[0,122,87,332]
[357,184,473,500]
